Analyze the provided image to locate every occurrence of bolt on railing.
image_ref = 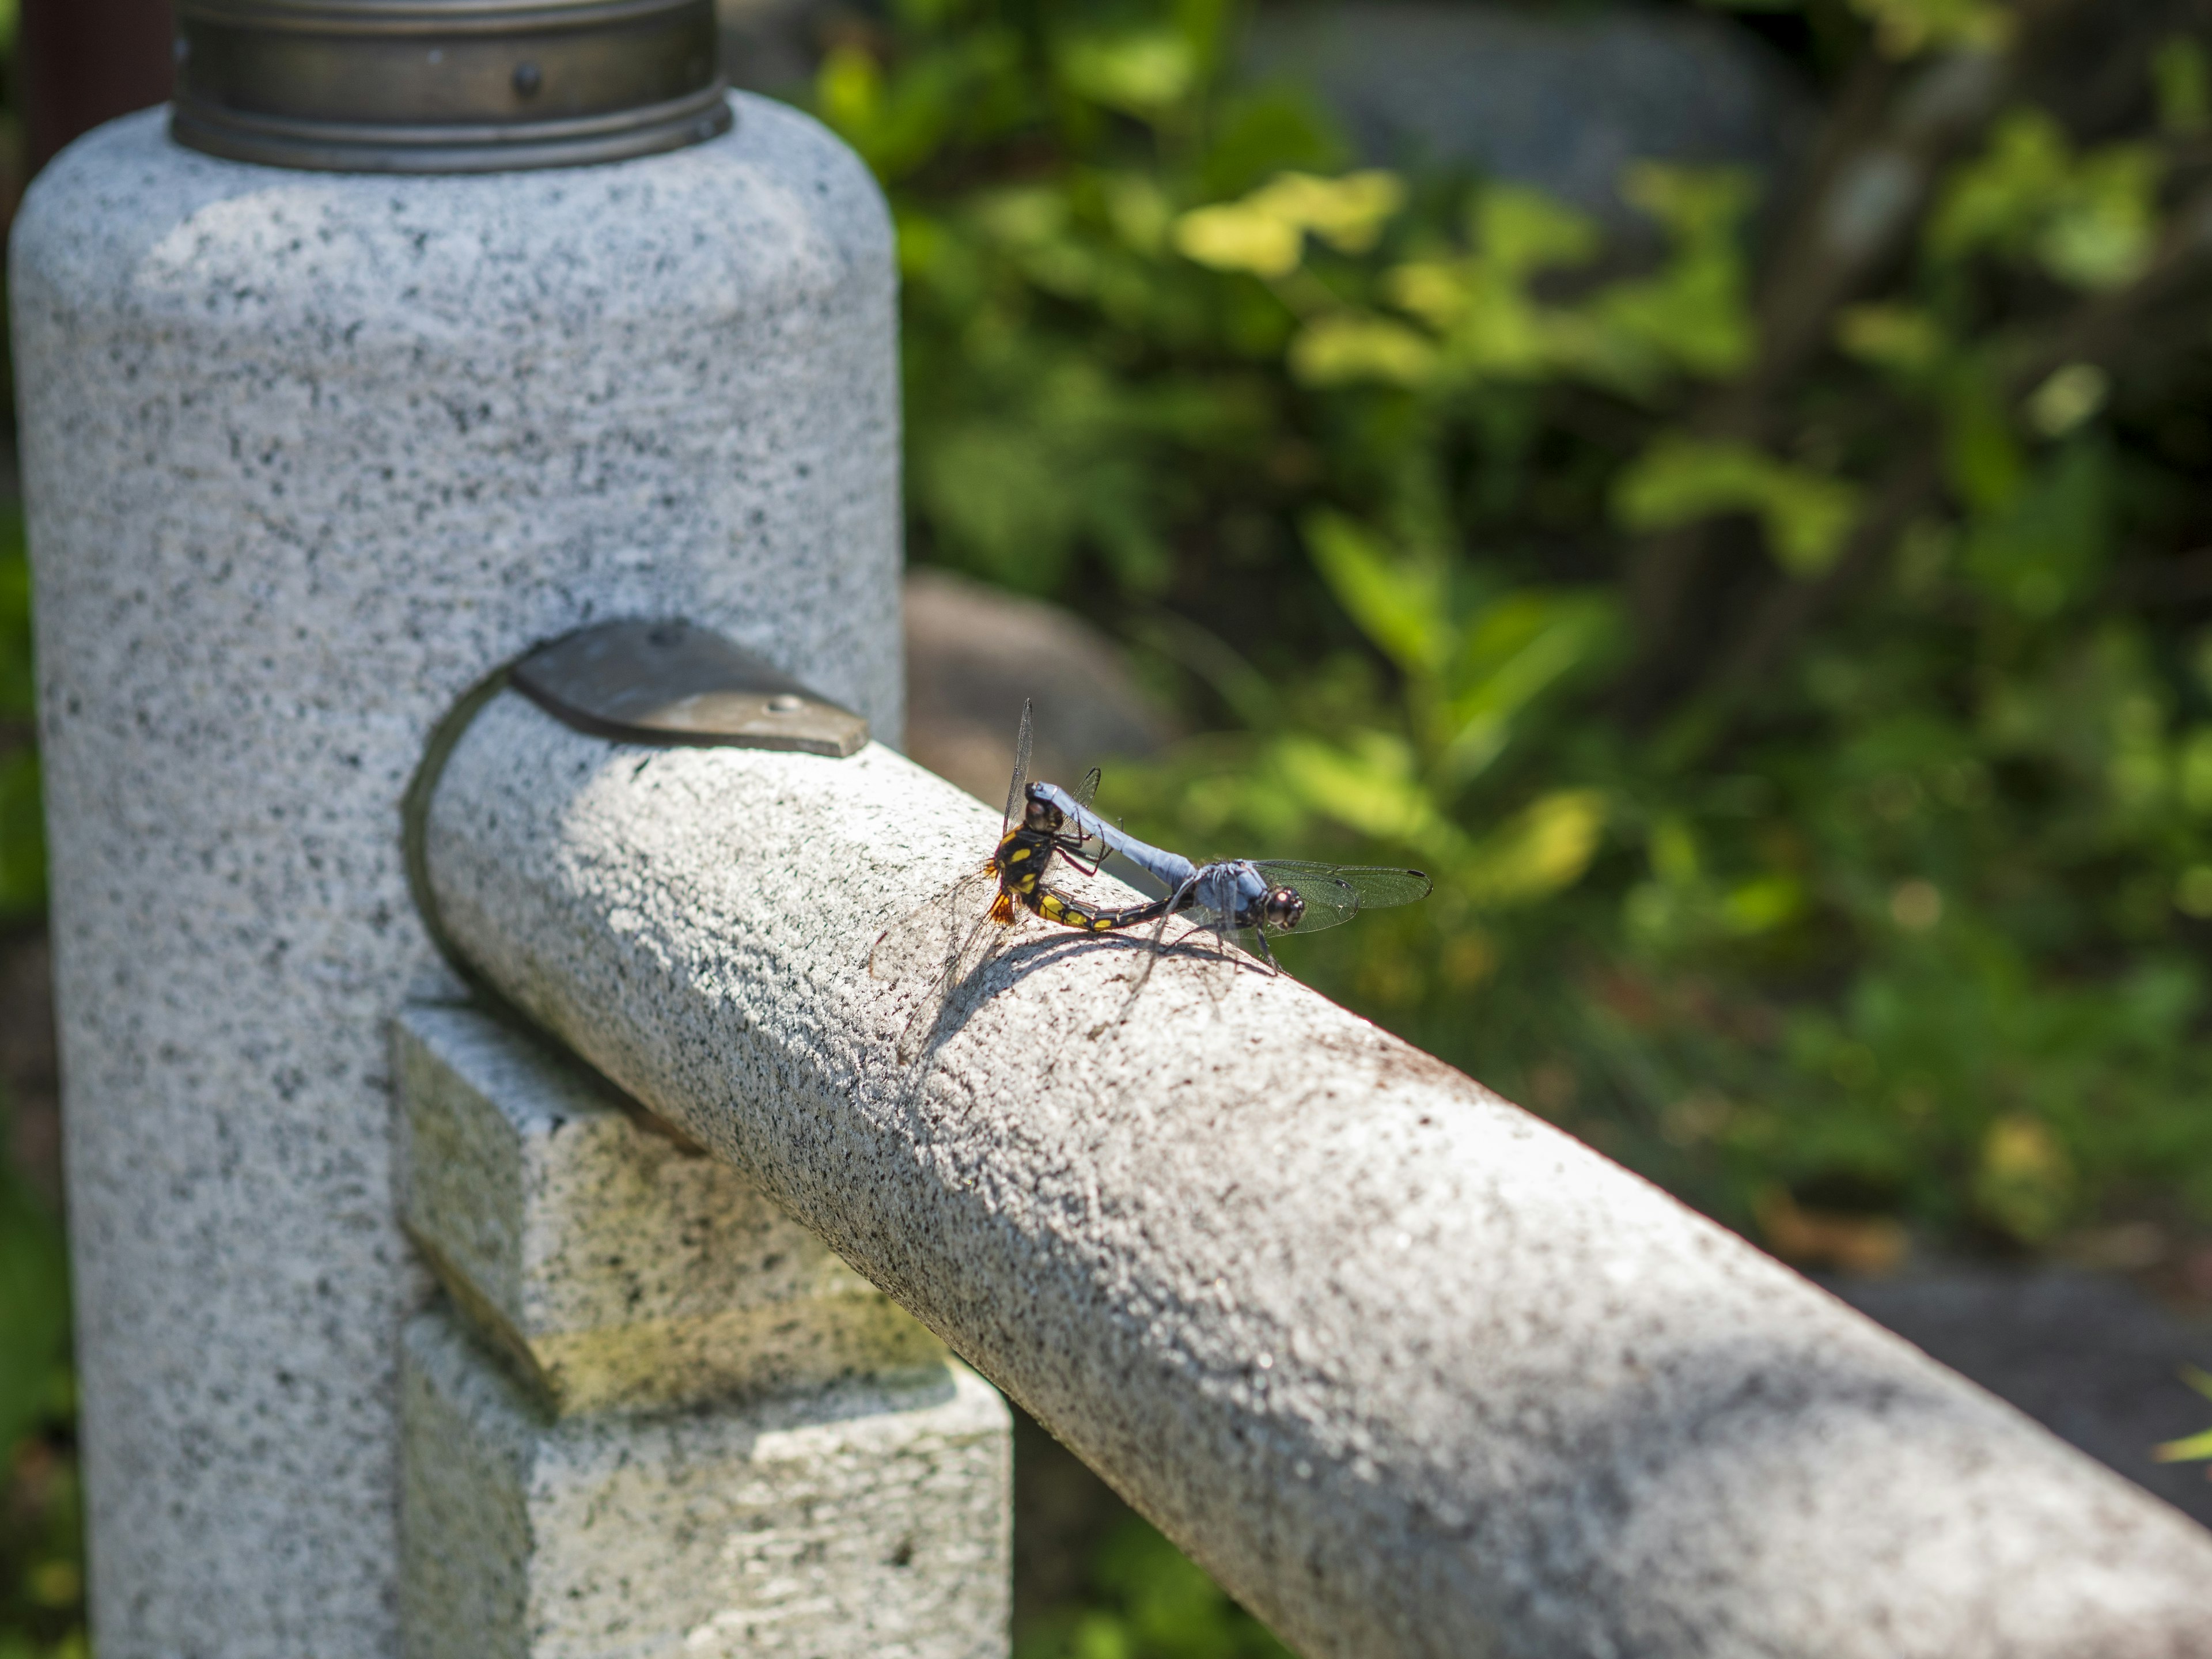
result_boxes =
[414,666,2212,1659]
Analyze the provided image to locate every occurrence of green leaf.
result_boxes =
[1271,733,1419,838]
[1438,593,1618,787]
[1173,201,1302,277]
[2153,1427,2212,1464]
[1269,732,1469,861]
[0,1173,70,1461]
[1173,171,1406,278]
[1850,0,2013,58]
[2154,36,2211,137]
[1596,166,1758,381]
[1458,790,1609,907]
[815,32,1026,181]
[1289,315,1436,388]
[1933,110,2162,291]
[2024,363,2109,440]
[1476,186,1603,280]
[1836,305,1948,377]
[1961,440,2112,618]
[1056,28,1201,117]
[1259,171,1406,255]
[1199,88,1346,200]
[1942,367,2027,514]
[1613,438,1861,577]
[1302,513,1449,675]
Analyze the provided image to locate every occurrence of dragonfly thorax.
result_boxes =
[1020,783,1065,836]
[994,824,1057,889]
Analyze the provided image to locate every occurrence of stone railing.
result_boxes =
[404,678,2212,1659]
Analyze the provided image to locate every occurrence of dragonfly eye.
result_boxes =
[1263,886,1304,931]
[1022,786,1062,832]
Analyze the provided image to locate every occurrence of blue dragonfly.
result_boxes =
[1021,778,1433,974]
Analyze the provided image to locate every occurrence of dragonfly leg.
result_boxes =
[1251,927,1280,975]
[1100,878,1195,1031]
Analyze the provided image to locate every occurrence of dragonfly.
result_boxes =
[872,706,1434,1054]
[1010,799,1433,1028]
[1021,778,1434,973]
[869,702,1139,1056]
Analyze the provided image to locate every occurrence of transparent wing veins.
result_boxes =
[1003,700,1033,834]
[1251,861,1434,936]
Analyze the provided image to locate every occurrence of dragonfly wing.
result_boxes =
[1342,865,1433,910]
[869,866,999,980]
[1248,862,1431,935]
[1003,700,1033,834]
[868,866,1019,1063]
[1066,777,1112,869]
[1272,870,1365,935]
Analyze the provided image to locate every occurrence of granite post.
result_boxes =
[10,95,902,1658]
[393,1002,1010,1658]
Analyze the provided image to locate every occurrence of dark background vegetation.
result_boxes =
[6,1,2212,1654]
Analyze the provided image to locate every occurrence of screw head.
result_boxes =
[767,694,804,714]
[513,61,543,97]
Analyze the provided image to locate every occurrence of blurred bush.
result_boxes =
[1014,1518,1292,1659]
[819,0,2212,1269]
[0,503,75,1659]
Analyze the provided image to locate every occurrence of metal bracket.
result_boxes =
[509,619,869,758]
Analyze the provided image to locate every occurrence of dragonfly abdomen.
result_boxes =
[1024,884,1175,933]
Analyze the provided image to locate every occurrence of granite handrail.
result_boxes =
[419,684,2212,1659]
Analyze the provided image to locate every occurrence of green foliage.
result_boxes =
[0,503,71,1659]
[0,1157,76,1659]
[0,519,42,922]
[1015,1520,1291,1659]
[1615,438,1861,576]
[2156,1363,2212,1469]
[0,1176,65,1472]
[1931,111,2162,291]
[827,0,2212,1267]
[1846,0,2014,59]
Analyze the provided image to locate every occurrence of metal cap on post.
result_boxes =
[171,0,731,173]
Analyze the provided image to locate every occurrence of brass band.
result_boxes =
[171,0,732,174]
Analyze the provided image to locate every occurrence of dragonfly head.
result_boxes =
[1261,885,1304,932]
[1021,782,1064,835]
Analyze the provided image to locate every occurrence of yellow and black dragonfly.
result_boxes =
[869,701,1145,1058]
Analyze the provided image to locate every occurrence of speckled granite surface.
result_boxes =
[395,999,948,1412]
[401,1306,1009,1659]
[11,96,899,1657]
[1831,1266,2212,1529]
[426,699,2212,1659]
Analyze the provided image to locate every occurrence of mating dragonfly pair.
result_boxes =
[872,703,1431,1041]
